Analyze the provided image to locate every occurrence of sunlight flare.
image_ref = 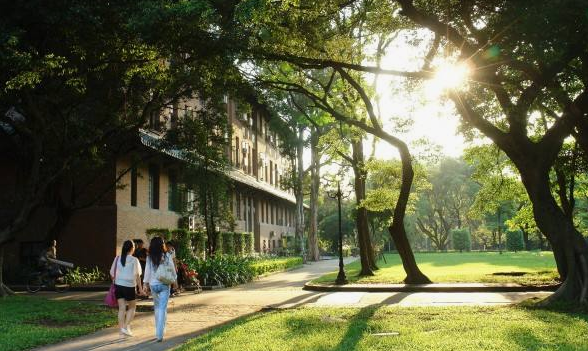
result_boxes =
[425,62,471,98]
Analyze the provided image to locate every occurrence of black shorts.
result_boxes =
[114,284,136,301]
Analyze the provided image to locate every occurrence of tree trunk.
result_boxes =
[520,167,588,304]
[388,144,431,284]
[497,208,503,254]
[295,126,306,260]
[352,140,375,276]
[0,246,14,297]
[521,227,530,251]
[307,131,321,261]
[537,231,546,251]
[203,188,215,257]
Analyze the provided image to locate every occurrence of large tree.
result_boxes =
[389,0,588,303]
[0,0,244,295]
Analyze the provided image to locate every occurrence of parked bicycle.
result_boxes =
[26,268,70,293]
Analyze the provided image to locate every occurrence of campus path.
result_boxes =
[33,258,551,351]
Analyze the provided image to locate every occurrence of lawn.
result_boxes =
[176,305,588,351]
[313,251,558,285]
[0,295,114,351]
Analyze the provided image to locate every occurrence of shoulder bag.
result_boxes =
[104,256,119,308]
[155,254,177,285]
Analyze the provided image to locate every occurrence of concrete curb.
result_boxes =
[303,282,560,293]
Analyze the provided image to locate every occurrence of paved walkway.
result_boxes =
[33,258,552,351]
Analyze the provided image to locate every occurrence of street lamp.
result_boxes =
[326,180,348,285]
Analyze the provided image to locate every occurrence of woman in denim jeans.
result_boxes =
[143,237,175,342]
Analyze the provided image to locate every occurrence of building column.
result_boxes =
[254,196,261,252]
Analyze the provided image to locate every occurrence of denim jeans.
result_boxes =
[150,284,170,340]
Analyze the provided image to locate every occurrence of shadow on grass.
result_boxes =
[280,306,380,351]
[506,303,588,351]
[332,306,378,351]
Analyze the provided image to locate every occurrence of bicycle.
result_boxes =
[26,268,70,293]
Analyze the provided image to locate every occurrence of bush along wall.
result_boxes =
[187,256,303,287]
[221,232,235,256]
[191,231,207,259]
[146,228,172,241]
[234,233,244,256]
[171,229,192,261]
[243,232,254,254]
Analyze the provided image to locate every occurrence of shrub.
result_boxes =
[235,233,251,256]
[221,232,235,256]
[187,256,254,287]
[506,230,525,252]
[185,256,303,287]
[203,232,223,256]
[249,257,303,276]
[191,231,207,258]
[171,229,192,260]
[146,228,171,241]
[63,266,107,285]
[243,232,254,254]
[452,228,471,252]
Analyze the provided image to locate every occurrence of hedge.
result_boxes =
[191,231,207,258]
[243,232,254,254]
[171,229,191,260]
[221,232,235,255]
[147,228,255,258]
[145,228,171,241]
[249,257,303,276]
[185,256,303,287]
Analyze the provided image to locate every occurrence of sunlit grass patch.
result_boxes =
[176,305,587,351]
[313,251,558,285]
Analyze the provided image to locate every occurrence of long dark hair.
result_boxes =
[120,240,134,267]
[148,237,165,268]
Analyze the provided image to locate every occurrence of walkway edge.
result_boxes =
[303,282,560,293]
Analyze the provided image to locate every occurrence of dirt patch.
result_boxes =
[491,272,529,276]
[136,305,154,312]
[66,306,105,316]
[24,317,83,328]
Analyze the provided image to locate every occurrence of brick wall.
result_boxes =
[114,156,181,253]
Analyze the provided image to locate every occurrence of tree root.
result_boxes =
[404,273,433,285]
[0,283,14,297]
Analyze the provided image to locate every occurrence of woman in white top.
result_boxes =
[109,240,144,337]
[143,236,175,342]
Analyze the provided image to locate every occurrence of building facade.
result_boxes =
[3,97,299,274]
[226,99,297,253]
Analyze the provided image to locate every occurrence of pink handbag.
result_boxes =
[104,256,119,308]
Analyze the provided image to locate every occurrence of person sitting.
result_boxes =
[38,240,62,278]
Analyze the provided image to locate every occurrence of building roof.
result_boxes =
[228,168,297,204]
[139,129,299,206]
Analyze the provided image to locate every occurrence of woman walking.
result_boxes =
[144,237,175,342]
[109,240,143,337]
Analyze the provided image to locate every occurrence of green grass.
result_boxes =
[0,295,114,351]
[314,251,558,285]
[176,305,588,351]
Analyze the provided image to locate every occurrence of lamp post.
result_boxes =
[327,181,348,285]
